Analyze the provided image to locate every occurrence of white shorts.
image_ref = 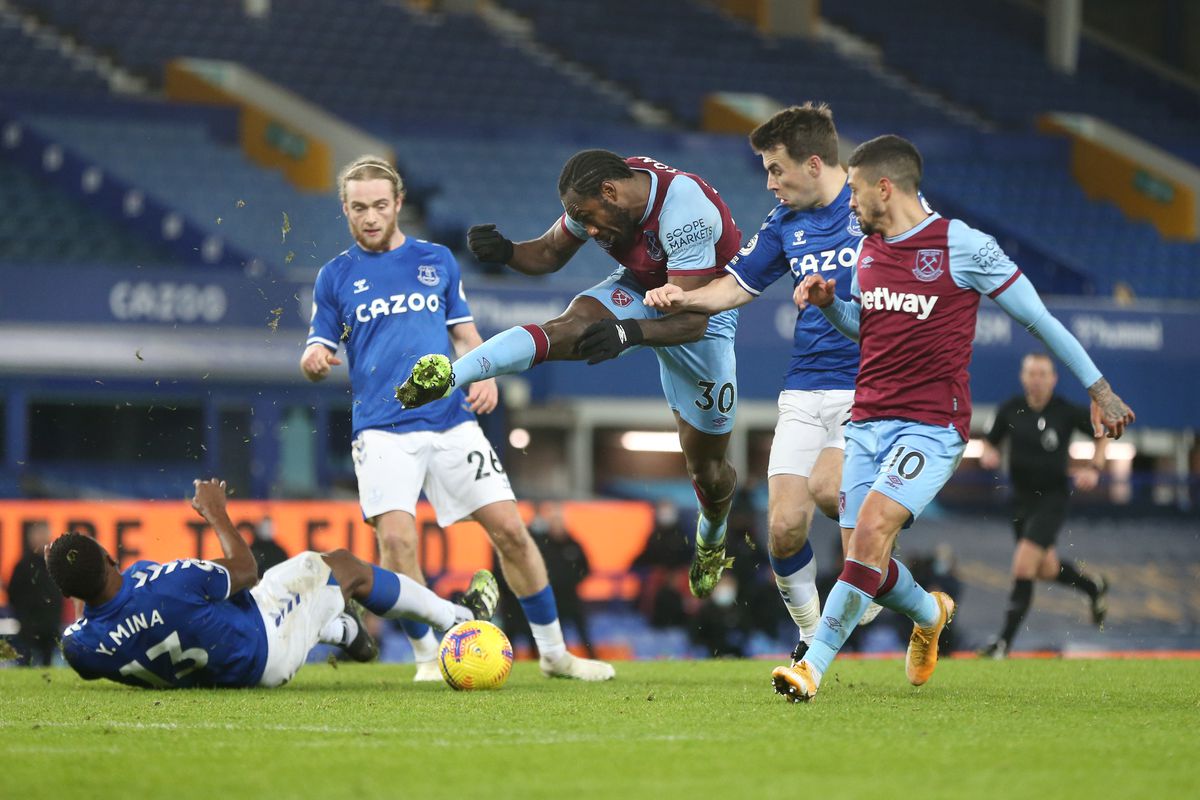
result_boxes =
[252,552,345,688]
[353,421,515,527]
[767,389,855,478]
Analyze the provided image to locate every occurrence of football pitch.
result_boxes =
[3,659,1196,800]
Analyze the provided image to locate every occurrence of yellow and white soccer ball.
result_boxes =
[438,620,514,691]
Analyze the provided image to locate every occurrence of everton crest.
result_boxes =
[417,264,440,287]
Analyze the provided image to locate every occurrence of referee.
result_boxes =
[978,352,1110,658]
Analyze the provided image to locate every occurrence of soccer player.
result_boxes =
[396,150,743,599]
[52,479,500,689]
[300,157,612,682]
[643,103,881,659]
[977,353,1111,658]
[774,135,1135,701]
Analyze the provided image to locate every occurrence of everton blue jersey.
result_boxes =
[61,559,267,689]
[308,239,475,436]
[725,182,862,391]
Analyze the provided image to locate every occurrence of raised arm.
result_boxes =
[468,220,585,276]
[191,479,258,594]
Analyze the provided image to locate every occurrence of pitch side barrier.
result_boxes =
[0,499,653,607]
[2,264,1197,427]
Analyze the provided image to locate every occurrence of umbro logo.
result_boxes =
[860,256,874,269]
[352,278,370,294]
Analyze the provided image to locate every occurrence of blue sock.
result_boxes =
[361,565,433,639]
[517,585,559,626]
[805,579,876,677]
[768,541,814,575]
[452,325,544,385]
[400,618,432,641]
[874,557,939,627]
[518,585,566,659]
[696,514,728,548]
[362,565,400,615]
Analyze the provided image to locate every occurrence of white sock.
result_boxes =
[530,620,567,661]
[319,614,355,647]
[408,628,439,663]
[775,559,821,643]
[386,574,460,630]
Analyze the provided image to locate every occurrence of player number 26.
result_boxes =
[467,449,506,481]
[695,380,735,414]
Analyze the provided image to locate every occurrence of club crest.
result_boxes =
[913,249,945,282]
[611,287,635,308]
[847,212,863,237]
[417,265,440,287]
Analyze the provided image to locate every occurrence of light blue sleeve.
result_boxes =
[819,296,861,342]
[989,274,1103,389]
[946,219,1021,296]
[560,213,589,241]
[306,262,342,352]
[659,175,721,274]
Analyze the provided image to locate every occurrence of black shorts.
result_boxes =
[1011,487,1070,548]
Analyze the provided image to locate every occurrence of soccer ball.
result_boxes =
[438,620,514,691]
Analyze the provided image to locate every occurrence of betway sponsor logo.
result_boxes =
[860,287,938,320]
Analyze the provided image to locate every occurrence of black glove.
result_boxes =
[467,223,514,264]
[576,319,644,365]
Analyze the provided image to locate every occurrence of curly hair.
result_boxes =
[557,149,634,198]
[46,531,109,602]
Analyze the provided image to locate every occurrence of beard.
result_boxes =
[855,210,878,236]
[350,215,397,252]
[594,198,639,248]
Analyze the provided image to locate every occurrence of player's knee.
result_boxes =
[767,513,808,556]
[488,519,531,557]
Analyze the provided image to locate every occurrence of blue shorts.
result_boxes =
[839,419,965,529]
[580,268,739,435]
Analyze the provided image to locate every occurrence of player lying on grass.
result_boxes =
[48,479,499,689]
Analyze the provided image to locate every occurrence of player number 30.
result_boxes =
[695,380,735,414]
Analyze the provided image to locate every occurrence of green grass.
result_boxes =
[3,659,1197,799]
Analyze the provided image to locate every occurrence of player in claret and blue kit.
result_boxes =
[301,157,612,682]
[53,479,499,689]
[396,149,745,601]
[644,104,884,661]
[774,135,1135,702]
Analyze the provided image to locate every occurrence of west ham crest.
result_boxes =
[644,230,665,262]
[611,287,634,307]
[417,265,440,286]
[913,249,944,282]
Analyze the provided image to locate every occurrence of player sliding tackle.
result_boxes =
[772,135,1134,702]
[397,149,745,600]
[50,479,500,689]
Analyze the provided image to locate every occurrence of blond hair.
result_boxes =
[338,156,405,202]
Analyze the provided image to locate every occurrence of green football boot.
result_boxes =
[395,353,455,408]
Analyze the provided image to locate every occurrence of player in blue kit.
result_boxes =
[644,104,880,657]
[52,479,499,689]
[301,157,612,682]
[396,150,744,600]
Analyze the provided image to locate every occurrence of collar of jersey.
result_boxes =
[84,571,135,617]
[885,212,941,244]
[351,238,412,259]
[631,168,658,226]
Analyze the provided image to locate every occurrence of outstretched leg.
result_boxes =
[676,416,737,598]
[397,296,612,407]
[471,502,614,682]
